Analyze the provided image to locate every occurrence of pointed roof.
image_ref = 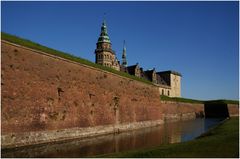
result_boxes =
[122,40,127,67]
[97,20,111,43]
[122,40,126,56]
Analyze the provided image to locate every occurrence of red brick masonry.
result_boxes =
[3,40,232,148]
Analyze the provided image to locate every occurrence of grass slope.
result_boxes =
[160,95,204,104]
[96,117,239,158]
[1,32,153,86]
[2,32,238,105]
[160,95,239,105]
[204,99,239,105]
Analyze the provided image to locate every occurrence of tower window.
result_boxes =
[162,89,164,95]
[168,90,170,96]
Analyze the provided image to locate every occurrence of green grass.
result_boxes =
[2,32,239,105]
[95,117,239,158]
[160,95,239,105]
[204,99,239,105]
[160,95,204,104]
[1,32,153,86]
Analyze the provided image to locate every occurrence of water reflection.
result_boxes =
[1,118,224,158]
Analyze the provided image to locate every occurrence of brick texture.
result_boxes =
[1,41,163,135]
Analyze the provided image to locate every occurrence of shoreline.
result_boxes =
[97,117,239,158]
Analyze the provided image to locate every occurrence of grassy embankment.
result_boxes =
[160,95,239,105]
[96,117,239,158]
[2,32,239,105]
[1,32,152,86]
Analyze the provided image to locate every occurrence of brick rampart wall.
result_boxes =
[227,104,239,117]
[1,41,204,148]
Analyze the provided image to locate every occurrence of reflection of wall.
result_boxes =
[170,134,181,144]
[1,122,180,158]
[180,119,205,142]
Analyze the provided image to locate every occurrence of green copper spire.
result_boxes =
[97,19,111,43]
[122,40,127,67]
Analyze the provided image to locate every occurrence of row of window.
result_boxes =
[97,54,113,60]
[103,63,111,67]
[161,89,170,96]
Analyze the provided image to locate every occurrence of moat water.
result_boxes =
[2,118,224,158]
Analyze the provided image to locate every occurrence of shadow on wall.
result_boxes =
[204,103,229,118]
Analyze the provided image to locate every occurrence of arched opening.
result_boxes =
[162,89,164,95]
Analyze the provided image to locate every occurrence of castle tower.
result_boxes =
[95,19,120,71]
[122,40,127,67]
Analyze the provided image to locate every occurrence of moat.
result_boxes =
[2,118,224,158]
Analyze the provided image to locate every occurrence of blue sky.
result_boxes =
[2,1,239,100]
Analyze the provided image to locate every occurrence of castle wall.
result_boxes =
[226,104,239,117]
[1,40,204,148]
[160,101,205,120]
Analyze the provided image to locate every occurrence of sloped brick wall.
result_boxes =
[227,104,239,117]
[1,41,163,135]
[1,40,205,148]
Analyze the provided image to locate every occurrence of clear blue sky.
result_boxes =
[2,1,239,100]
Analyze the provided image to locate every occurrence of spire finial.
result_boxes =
[122,40,127,67]
[123,40,126,51]
[103,12,106,24]
[97,13,111,43]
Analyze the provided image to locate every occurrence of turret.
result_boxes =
[95,19,120,71]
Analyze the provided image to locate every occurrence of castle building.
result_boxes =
[95,20,120,71]
[157,71,181,97]
[144,68,157,84]
[94,19,181,97]
[126,63,141,78]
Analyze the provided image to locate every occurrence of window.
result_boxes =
[168,90,170,96]
[162,89,164,95]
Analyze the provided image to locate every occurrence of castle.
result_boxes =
[94,20,181,97]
